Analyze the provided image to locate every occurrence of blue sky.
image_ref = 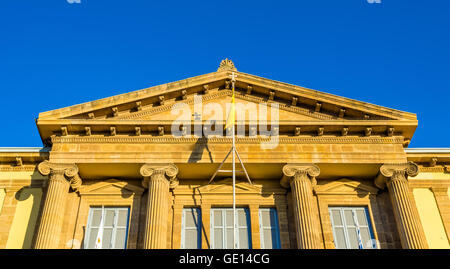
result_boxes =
[0,0,449,147]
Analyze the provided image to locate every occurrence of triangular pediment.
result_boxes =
[314,178,378,195]
[36,60,418,142]
[79,179,144,195]
[37,69,416,122]
[197,178,262,194]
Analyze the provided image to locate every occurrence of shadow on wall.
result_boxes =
[8,186,43,249]
[188,137,213,164]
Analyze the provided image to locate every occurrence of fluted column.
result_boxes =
[375,162,428,249]
[281,164,322,249]
[140,164,179,249]
[35,161,80,249]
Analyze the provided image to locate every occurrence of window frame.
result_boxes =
[328,206,376,249]
[180,207,202,249]
[258,208,281,249]
[210,207,252,249]
[84,206,130,249]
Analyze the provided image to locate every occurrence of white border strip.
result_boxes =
[405,148,450,154]
[0,147,49,153]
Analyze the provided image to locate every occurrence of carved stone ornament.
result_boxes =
[158,126,164,136]
[203,84,209,94]
[429,157,437,167]
[374,162,419,189]
[246,85,253,95]
[112,107,119,117]
[61,126,68,136]
[317,127,324,136]
[135,126,142,136]
[158,95,165,106]
[225,80,231,89]
[387,127,395,137]
[37,160,82,191]
[249,126,257,137]
[280,164,320,189]
[339,108,346,118]
[315,102,322,112]
[136,101,142,111]
[85,126,91,136]
[217,58,237,72]
[181,90,187,100]
[140,163,179,189]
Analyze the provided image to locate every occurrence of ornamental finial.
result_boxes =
[217,58,237,71]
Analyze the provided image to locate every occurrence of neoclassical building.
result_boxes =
[0,60,449,249]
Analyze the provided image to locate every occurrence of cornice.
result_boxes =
[50,136,405,144]
[416,165,450,173]
[0,165,39,172]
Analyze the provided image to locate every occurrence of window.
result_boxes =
[181,208,201,249]
[329,207,377,249]
[259,208,281,249]
[210,208,252,249]
[84,206,130,249]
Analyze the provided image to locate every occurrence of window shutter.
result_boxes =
[328,207,376,249]
[84,207,130,249]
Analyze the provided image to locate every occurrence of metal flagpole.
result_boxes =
[231,73,236,250]
[208,71,252,249]
[232,113,236,249]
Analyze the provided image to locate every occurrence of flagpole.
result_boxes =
[231,73,236,250]
[208,71,251,249]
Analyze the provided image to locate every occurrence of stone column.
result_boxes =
[375,162,428,249]
[281,164,322,249]
[140,163,179,249]
[35,161,81,249]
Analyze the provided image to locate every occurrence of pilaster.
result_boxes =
[200,203,211,249]
[249,204,261,249]
[275,202,291,249]
[430,187,450,243]
[172,204,183,249]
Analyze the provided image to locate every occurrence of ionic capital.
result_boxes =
[280,164,320,188]
[37,161,82,191]
[140,163,179,189]
[375,162,419,189]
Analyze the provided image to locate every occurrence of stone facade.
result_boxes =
[0,60,448,249]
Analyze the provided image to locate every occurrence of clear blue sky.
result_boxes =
[0,0,449,147]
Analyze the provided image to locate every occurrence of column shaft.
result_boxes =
[34,172,70,249]
[290,171,321,249]
[144,172,170,249]
[387,172,428,249]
